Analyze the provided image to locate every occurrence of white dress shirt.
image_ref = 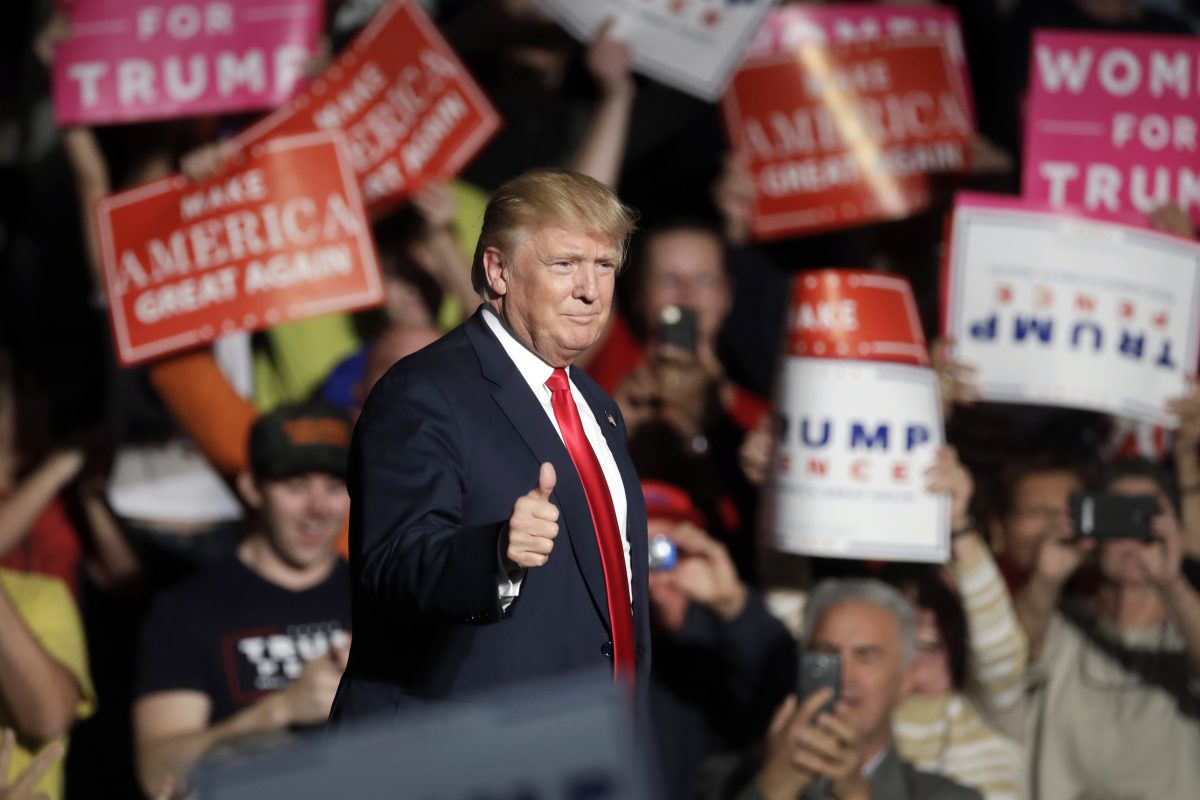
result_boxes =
[482,308,632,606]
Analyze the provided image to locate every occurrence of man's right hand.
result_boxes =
[505,463,559,569]
[758,690,867,800]
[1033,531,1094,587]
[278,642,349,726]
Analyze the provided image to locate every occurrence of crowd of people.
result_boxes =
[2,0,1200,798]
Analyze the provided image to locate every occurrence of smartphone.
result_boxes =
[658,305,698,354]
[798,651,841,716]
[1069,492,1158,541]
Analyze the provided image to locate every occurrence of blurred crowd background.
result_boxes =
[2,0,1200,798]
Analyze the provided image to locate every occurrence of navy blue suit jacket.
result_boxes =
[330,309,651,722]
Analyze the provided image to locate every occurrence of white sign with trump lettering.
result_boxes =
[535,0,774,101]
[943,194,1200,425]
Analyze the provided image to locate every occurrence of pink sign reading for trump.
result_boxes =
[54,0,323,125]
[1024,31,1200,228]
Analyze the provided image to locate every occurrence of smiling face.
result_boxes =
[485,225,618,367]
[253,472,348,571]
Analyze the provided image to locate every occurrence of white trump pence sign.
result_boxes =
[768,270,948,563]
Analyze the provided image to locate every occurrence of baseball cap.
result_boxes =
[249,402,351,481]
[641,480,705,527]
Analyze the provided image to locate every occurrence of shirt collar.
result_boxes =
[482,306,567,394]
[862,745,890,778]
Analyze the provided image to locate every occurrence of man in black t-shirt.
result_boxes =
[133,402,353,798]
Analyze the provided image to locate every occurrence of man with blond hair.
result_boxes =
[331,169,651,721]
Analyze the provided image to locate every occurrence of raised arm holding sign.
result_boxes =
[96,131,383,367]
[722,34,973,241]
[535,0,773,101]
[235,0,500,215]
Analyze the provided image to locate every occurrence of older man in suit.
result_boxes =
[330,169,650,722]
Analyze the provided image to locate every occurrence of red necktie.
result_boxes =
[546,368,636,683]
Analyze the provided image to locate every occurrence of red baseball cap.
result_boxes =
[641,480,705,527]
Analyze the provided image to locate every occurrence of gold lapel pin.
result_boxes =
[605,411,617,428]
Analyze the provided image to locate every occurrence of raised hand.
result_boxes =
[758,690,866,800]
[658,522,746,620]
[179,140,239,183]
[411,181,458,233]
[585,18,634,99]
[505,463,559,569]
[1167,375,1200,452]
[1148,203,1196,240]
[924,445,974,530]
[1033,527,1094,587]
[34,13,70,68]
[931,337,980,416]
[712,152,755,247]
[1126,511,1186,592]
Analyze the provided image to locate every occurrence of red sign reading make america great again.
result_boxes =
[97,131,383,366]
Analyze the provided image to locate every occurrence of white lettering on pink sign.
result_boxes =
[1024,31,1200,227]
[55,0,322,125]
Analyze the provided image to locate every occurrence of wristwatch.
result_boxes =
[950,514,977,539]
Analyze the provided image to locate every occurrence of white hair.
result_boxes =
[802,578,918,667]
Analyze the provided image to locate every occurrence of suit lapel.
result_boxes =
[464,311,612,631]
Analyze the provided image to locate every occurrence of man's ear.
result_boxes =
[236,471,264,510]
[482,246,509,298]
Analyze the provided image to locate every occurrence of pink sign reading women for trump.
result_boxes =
[54,0,323,125]
[1024,31,1200,228]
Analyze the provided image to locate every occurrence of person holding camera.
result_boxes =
[641,480,794,800]
[704,579,981,800]
[1016,457,1200,799]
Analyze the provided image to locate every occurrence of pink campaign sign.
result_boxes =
[54,0,323,125]
[1024,31,1200,228]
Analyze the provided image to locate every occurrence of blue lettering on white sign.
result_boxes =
[966,314,1177,370]
[781,417,931,454]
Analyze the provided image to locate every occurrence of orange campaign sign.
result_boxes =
[236,0,500,215]
[97,130,383,367]
[723,36,972,241]
[787,269,930,365]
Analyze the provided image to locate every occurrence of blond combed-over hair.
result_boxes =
[470,169,639,299]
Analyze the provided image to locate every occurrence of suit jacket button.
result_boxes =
[600,641,613,658]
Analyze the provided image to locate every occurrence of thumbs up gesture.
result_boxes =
[505,463,560,569]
